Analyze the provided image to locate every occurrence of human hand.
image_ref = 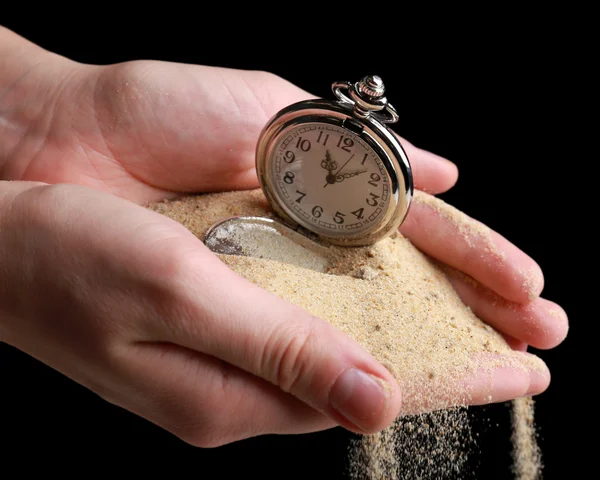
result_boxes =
[0,28,568,444]
[0,181,405,446]
[0,29,457,204]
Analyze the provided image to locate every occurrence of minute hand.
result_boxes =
[336,170,367,181]
[324,154,354,188]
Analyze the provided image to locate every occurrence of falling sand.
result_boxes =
[147,189,543,479]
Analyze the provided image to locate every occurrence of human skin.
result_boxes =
[0,26,568,447]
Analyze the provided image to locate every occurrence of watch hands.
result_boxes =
[320,150,337,172]
[336,170,367,182]
[324,153,355,188]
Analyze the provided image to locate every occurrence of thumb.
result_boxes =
[162,249,403,434]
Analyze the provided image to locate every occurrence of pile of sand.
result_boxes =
[147,189,543,479]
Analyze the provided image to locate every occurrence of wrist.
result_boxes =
[0,27,85,177]
[0,26,76,97]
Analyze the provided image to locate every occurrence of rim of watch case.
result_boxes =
[255,98,413,247]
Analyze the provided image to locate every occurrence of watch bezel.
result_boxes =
[255,99,413,246]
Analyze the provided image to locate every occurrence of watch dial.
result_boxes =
[270,122,391,237]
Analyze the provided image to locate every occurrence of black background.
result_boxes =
[0,12,589,479]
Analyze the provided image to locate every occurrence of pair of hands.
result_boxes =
[0,27,568,447]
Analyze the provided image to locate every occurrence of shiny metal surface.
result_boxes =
[332,75,400,124]
[255,76,413,247]
[203,216,331,272]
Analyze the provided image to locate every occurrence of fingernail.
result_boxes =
[329,368,390,432]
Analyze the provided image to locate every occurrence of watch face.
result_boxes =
[269,122,392,238]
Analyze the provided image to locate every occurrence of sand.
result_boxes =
[146,188,544,479]
[511,397,543,479]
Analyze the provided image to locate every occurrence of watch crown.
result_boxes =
[332,75,399,124]
[357,75,386,99]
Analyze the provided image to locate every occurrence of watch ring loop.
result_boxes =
[331,81,399,124]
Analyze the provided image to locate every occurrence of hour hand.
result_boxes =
[320,150,337,172]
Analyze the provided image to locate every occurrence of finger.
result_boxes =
[92,63,458,201]
[400,190,545,304]
[110,342,335,447]
[502,334,528,352]
[445,268,568,349]
[394,135,459,194]
[398,352,549,415]
[465,355,550,404]
[148,250,403,435]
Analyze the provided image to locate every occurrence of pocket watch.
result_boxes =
[255,75,413,247]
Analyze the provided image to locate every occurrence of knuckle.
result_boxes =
[150,241,194,282]
[263,315,322,393]
[145,248,203,333]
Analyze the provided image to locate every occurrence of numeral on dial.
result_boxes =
[284,151,295,163]
[366,192,380,206]
[351,208,365,220]
[316,131,329,146]
[284,172,295,184]
[295,190,306,203]
[312,205,323,218]
[368,172,381,187]
[333,211,346,224]
[337,135,354,152]
[295,137,311,152]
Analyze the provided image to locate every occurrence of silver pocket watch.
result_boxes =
[255,74,413,247]
[204,75,413,255]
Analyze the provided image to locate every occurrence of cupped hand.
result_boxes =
[0,30,568,445]
[0,181,405,446]
[1,50,457,204]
